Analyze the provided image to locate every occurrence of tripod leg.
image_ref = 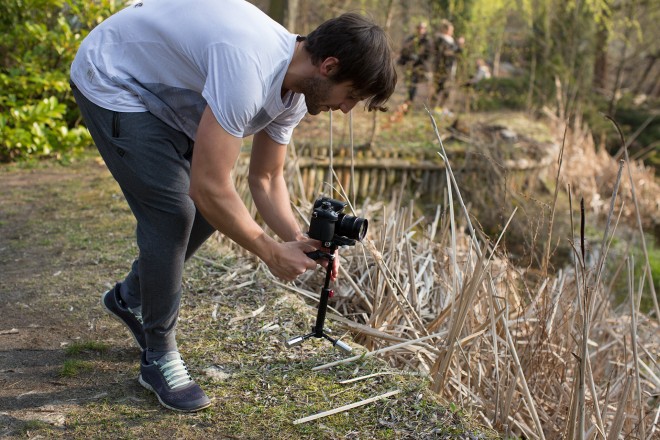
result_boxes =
[284,247,351,353]
[285,332,315,348]
[322,332,352,353]
[333,338,352,353]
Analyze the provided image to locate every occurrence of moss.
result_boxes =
[65,341,109,356]
[60,359,94,377]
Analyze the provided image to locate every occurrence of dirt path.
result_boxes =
[0,161,143,436]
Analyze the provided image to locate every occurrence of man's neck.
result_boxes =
[282,39,311,96]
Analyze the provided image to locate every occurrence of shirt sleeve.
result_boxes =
[263,97,308,145]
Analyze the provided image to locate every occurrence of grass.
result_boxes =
[65,341,110,356]
[18,420,52,436]
[60,359,95,377]
[604,231,660,312]
[3,106,657,439]
[0,155,499,439]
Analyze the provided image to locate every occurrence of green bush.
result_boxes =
[0,0,118,162]
[470,77,529,111]
[581,93,659,172]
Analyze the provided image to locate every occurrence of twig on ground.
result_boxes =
[0,328,19,335]
[229,305,265,324]
[337,372,398,384]
[292,390,401,425]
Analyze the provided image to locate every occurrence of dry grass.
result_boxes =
[220,108,659,439]
[0,158,498,439]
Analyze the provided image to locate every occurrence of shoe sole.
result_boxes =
[101,290,145,350]
[138,375,212,412]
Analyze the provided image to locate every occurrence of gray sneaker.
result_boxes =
[138,351,211,412]
[101,283,146,350]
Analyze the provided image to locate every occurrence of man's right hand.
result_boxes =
[265,239,320,282]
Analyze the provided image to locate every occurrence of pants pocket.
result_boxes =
[112,112,120,138]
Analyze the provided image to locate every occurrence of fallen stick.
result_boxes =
[312,330,448,371]
[337,372,397,384]
[211,280,255,297]
[292,390,401,425]
[229,305,265,324]
[0,328,19,335]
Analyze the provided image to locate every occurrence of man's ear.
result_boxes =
[319,57,340,78]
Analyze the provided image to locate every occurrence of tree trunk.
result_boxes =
[268,0,285,25]
[633,54,658,95]
[366,0,396,148]
[593,21,609,92]
[608,0,637,116]
[286,0,299,31]
[268,0,298,30]
[607,35,628,116]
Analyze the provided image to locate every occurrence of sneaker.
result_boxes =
[101,283,146,350]
[138,351,211,412]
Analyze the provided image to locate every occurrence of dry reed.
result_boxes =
[216,111,659,439]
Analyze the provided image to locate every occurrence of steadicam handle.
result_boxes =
[305,250,324,260]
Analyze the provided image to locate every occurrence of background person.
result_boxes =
[70,0,396,413]
[397,21,432,112]
[431,19,464,109]
[465,58,492,86]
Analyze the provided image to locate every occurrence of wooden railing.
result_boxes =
[293,145,446,201]
[234,143,556,203]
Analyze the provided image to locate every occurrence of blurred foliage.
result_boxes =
[468,77,659,172]
[607,234,660,315]
[582,93,660,171]
[470,77,529,111]
[0,0,118,162]
[1,0,657,168]
[426,0,657,171]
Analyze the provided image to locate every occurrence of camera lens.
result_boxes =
[336,214,368,241]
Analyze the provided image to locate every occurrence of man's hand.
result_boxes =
[266,239,320,282]
[306,245,339,281]
[191,107,336,283]
[247,130,340,281]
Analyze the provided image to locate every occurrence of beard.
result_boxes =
[298,76,334,115]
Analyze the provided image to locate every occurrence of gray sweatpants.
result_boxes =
[72,85,216,352]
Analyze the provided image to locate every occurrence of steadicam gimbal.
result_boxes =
[285,197,368,352]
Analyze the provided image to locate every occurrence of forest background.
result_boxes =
[1,0,658,167]
[1,0,659,439]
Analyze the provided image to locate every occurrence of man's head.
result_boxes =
[416,22,428,36]
[301,13,397,112]
[439,19,454,36]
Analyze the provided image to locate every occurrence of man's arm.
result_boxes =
[189,106,318,281]
[249,129,340,280]
[248,130,304,242]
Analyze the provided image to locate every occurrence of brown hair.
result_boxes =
[300,13,397,112]
[439,19,453,34]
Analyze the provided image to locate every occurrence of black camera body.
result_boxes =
[308,197,368,248]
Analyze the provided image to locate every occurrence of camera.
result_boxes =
[308,197,368,248]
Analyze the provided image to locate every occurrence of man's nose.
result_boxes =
[339,100,358,114]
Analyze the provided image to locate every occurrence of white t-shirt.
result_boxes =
[70,0,307,144]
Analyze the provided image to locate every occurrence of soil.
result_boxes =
[0,162,144,436]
